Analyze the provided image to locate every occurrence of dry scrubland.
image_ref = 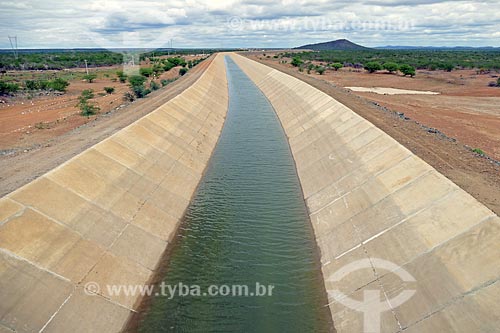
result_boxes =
[0,55,204,153]
[252,51,500,161]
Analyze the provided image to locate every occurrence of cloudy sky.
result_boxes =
[1,0,499,49]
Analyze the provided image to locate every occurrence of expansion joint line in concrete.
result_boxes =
[0,248,70,283]
[311,163,432,224]
[309,152,414,217]
[399,277,500,332]
[333,188,459,261]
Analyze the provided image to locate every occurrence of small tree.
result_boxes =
[128,75,150,98]
[80,89,94,101]
[179,68,188,76]
[316,66,325,75]
[139,67,154,77]
[49,78,70,92]
[364,62,382,73]
[400,64,416,77]
[104,87,115,94]
[163,62,175,72]
[77,89,99,116]
[291,57,303,67]
[383,62,399,73]
[128,75,146,87]
[331,63,343,71]
[83,73,97,83]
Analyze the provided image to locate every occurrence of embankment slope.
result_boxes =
[231,53,500,332]
[0,54,228,332]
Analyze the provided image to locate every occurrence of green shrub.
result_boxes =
[25,80,38,90]
[77,89,99,116]
[497,77,500,86]
[316,66,325,75]
[139,67,154,77]
[152,65,164,75]
[37,80,50,90]
[24,79,65,91]
[399,64,416,77]
[364,62,382,73]
[291,57,303,67]
[128,75,149,98]
[383,62,399,73]
[79,103,99,116]
[179,68,188,76]
[472,148,485,155]
[163,62,175,72]
[104,86,115,94]
[0,81,19,95]
[48,78,69,92]
[80,89,94,101]
[166,57,186,67]
[128,75,146,87]
[131,85,150,98]
[442,63,454,72]
[331,63,343,71]
[83,73,97,83]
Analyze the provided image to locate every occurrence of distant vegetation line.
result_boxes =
[0,49,225,70]
[283,49,500,71]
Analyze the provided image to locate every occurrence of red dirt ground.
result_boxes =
[0,61,193,153]
[254,53,500,160]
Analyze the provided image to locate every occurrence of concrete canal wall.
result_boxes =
[0,54,228,332]
[231,53,500,333]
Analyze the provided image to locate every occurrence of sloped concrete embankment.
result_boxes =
[231,54,500,332]
[0,54,228,332]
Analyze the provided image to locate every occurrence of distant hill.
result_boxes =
[294,39,370,51]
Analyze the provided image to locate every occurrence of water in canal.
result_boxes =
[137,56,332,332]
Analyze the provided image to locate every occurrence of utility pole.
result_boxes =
[84,60,89,74]
[168,39,173,56]
[8,36,18,59]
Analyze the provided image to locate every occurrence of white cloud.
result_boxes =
[0,0,499,48]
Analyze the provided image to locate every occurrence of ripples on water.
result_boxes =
[138,57,332,332]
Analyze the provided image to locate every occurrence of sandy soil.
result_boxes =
[246,52,500,216]
[0,55,213,197]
